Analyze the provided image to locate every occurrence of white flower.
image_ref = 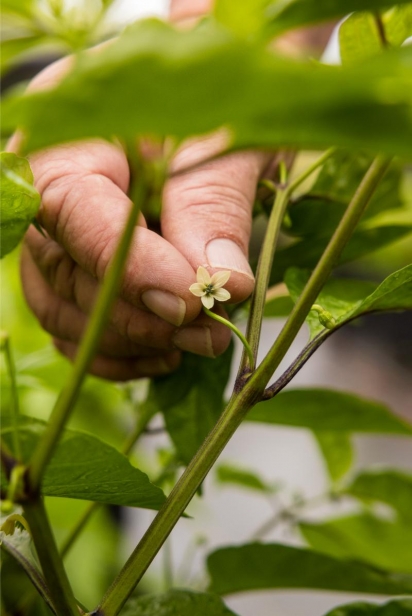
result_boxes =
[189,266,231,309]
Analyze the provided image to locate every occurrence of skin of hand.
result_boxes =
[11,0,275,380]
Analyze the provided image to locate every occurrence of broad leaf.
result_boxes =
[216,463,275,493]
[346,469,412,523]
[121,589,238,616]
[285,265,412,339]
[207,542,412,596]
[324,599,412,616]
[1,416,166,509]
[384,6,412,46]
[300,514,412,574]
[267,0,412,36]
[270,225,412,286]
[339,13,382,66]
[315,432,353,482]
[0,153,40,258]
[3,21,412,157]
[247,389,412,434]
[146,346,233,465]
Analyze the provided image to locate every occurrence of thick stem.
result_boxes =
[95,154,389,616]
[27,181,146,495]
[242,148,336,372]
[1,333,21,461]
[23,499,79,616]
[61,402,155,557]
[250,155,390,391]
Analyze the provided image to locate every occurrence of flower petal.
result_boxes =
[201,295,215,309]
[213,288,231,302]
[210,270,231,288]
[197,266,211,285]
[189,282,206,297]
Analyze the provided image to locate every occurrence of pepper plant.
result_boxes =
[1,1,412,615]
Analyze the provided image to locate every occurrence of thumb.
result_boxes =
[162,139,272,303]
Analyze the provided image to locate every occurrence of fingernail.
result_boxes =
[206,238,254,277]
[141,290,186,326]
[173,326,214,358]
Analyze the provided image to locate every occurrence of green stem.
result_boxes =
[203,307,255,370]
[242,148,336,372]
[1,332,21,461]
[95,153,388,616]
[61,402,155,558]
[27,181,147,495]
[23,499,79,616]
[250,154,390,391]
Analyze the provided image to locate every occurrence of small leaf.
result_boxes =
[146,345,233,465]
[247,389,412,434]
[1,416,166,509]
[323,598,412,616]
[346,469,412,523]
[300,514,412,574]
[207,542,412,596]
[0,153,40,258]
[339,13,382,66]
[315,432,354,482]
[383,5,412,46]
[216,463,275,493]
[0,525,55,614]
[121,589,239,615]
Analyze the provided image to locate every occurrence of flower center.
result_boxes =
[204,283,214,296]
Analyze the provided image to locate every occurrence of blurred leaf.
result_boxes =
[247,389,412,434]
[214,0,270,38]
[384,5,412,46]
[146,345,233,465]
[323,598,412,616]
[0,0,33,19]
[264,292,294,318]
[207,542,412,596]
[267,0,412,36]
[339,13,382,66]
[346,469,412,523]
[216,463,275,493]
[287,153,403,239]
[1,36,47,74]
[3,21,412,156]
[0,153,40,259]
[0,526,54,613]
[1,416,166,509]
[122,589,239,616]
[270,226,412,286]
[284,264,412,339]
[300,513,412,574]
[315,432,354,482]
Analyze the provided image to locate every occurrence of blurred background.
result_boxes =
[1,2,412,615]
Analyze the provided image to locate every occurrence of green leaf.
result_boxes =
[146,345,233,465]
[315,432,354,482]
[324,599,412,616]
[0,525,55,614]
[284,264,412,339]
[339,13,382,66]
[0,153,40,258]
[270,226,412,286]
[121,589,239,616]
[267,0,412,37]
[3,20,412,157]
[214,0,270,38]
[0,0,33,19]
[287,152,404,239]
[1,36,48,74]
[383,6,412,46]
[1,416,166,509]
[207,542,412,596]
[346,469,412,523]
[300,514,412,574]
[216,463,275,493]
[247,389,412,434]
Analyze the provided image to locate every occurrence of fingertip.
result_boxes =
[206,238,254,303]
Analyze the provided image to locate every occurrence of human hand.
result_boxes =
[14,57,272,381]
